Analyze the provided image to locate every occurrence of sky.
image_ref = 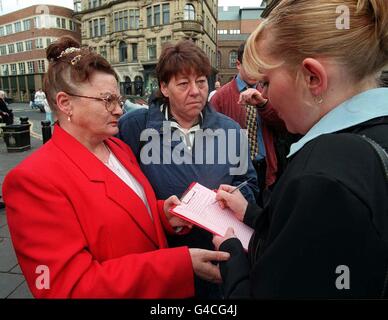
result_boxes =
[0,0,264,15]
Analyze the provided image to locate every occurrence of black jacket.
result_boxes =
[0,98,10,113]
[220,116,388,298]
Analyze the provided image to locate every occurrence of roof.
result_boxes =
[218,6,265,21]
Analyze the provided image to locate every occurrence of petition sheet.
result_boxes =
[172,183,254,250]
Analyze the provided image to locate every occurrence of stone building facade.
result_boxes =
[73,0,218,97]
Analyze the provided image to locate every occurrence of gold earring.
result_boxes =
[315,95,323,104]
[67,113,72,122]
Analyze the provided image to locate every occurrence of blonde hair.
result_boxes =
[244,0,388,81]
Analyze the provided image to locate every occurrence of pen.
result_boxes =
[210,177,254,205]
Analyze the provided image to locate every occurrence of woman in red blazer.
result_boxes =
[2,36,229,298]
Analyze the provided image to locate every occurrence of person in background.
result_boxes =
[0,90,14,125]
[381,71,388,87]
[43,98,54,125]
[118,40,258,298]
[208,80,221,101]
[213,0,388,298]
[33,88,46,112]
[2,36,229,298]
[210,43,296,204]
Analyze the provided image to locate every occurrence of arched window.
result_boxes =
[184,4,195,20]
[229,50,237,68]
[124,76,131,95]
[217,51,221,68]
[119,41,127,62]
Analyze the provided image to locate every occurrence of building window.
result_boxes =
[90,18,105,37]
[46,38,52,47]
[89,0,102,9]
[27,61,35,74]
[163,4,170,24]
[56,17,61,28]
[2,65,9,76]
[19,62,26,74]
[217,51,221,68]
[35,38,44,49]
[123,10,129,30]
[119,41,128,62]
[6,24,13,35]
[93,19,99,36]
[10,64,17,75]
[14,21,22,33]
[154,5,160,26]
[61,18,66,29]
[8,44,15,54]
[131,43,138,62]
[147,7,152,27]
[161,36,172,45]
[69,20,74,31]
[16,42,24,52]
[89,21,92,37]
[23,19,31,30]
[34,17,41,29]
[100,18,105,35]
[184,4,195,20]
[114,10,130,31]
[74,1,81,12]
[230,29,240,34]
[0,27,4,36]
[100,45,107,59]
[147,38,157,60]
[229,51,238,68]
[25,40,33,51]
[0,46,6,56]
[217,30,227,35]
[37,60,45,73]
[129,9,139,29]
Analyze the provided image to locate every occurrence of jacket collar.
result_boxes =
[51,125,161,246]
[289,88,388,157]
[145,98,220,133]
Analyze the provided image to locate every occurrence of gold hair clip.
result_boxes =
[70,55,82,65]
[57,47,81,59]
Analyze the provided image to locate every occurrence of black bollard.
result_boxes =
[20,117,29,124]
[41,120,52,144]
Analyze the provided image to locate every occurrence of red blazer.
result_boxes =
[2,125,194,298]
[210,79,285,187]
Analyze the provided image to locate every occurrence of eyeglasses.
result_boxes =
[64,91,124,112]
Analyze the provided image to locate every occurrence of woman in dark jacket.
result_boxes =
[0,91,13,125]
[213,0,388,298]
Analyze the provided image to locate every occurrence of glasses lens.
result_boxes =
[102,94,124,111]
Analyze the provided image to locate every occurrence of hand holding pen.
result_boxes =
[211,178,253,222]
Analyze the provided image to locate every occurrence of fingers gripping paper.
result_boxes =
[170,182,254,250]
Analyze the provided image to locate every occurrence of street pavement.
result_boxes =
[0,103,47,299]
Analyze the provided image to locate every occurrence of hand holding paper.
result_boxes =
[169,183,254,250]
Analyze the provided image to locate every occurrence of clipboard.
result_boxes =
[169,182,254,250]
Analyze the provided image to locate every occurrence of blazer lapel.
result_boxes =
[106,139,168,247]
[52,126,159,247]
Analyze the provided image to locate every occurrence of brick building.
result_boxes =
[73,0,218,97]
[0,5,81,102]
[216,5,265,85]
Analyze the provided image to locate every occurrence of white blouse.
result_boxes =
[104,147,152,220]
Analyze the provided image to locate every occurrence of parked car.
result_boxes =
[123,95,148,114]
